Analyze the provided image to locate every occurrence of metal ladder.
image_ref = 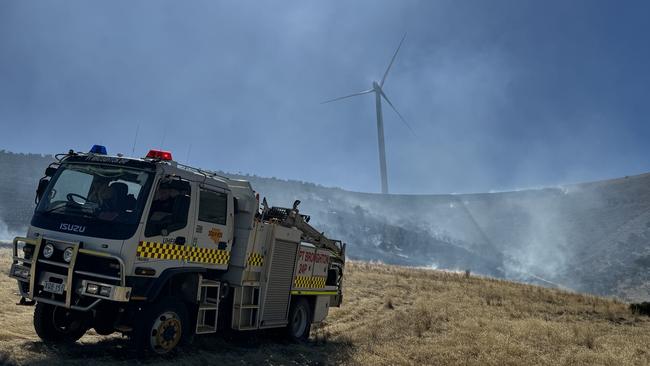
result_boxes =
[232,283,260,330]
[195,276,220,334]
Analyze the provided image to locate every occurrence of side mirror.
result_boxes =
[35,178,50,204]
[45,167,57,177]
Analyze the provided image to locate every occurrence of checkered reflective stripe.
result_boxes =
[247,252,264,267]
[136,241,230,265]
[293,275,326,289]
[136,241,184,260]
[186,246,230,265]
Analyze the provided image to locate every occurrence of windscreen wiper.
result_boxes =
[43,202,85,214]
[42,203,68,214]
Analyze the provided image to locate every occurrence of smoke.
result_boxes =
[265,175,614,292]
[0,1,647,298]
[0,219,21,244]
[498,195,575,283]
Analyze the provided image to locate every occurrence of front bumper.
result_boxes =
[9,236,132,311]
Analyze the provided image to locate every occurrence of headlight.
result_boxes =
[86,283,99,294]
[12,266,29,278]
[63,247,74,263]
[42,243,54,259]
[99,286,111,297]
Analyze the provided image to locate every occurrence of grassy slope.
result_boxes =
[1,248,649,366]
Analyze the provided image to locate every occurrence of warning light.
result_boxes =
[146,149,173,161]
[89,145,107,155]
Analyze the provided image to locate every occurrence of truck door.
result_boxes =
[187,184,234,270]
[135,176,194,270]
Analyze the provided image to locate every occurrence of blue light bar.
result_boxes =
[89,145,107,155]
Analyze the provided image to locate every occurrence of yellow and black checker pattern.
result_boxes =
[136,241,185,260]
[185,246,230,265]
[136,241,230,265]
[293,275,326,289]
[247,252,264,267]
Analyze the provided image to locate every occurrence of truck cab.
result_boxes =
[9,146,345,354]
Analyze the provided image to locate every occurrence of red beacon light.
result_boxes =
[145,149,173,161]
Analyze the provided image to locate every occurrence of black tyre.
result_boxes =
[134,297,189,355]
[33,302,88,343]
[92,308,117,335]
[93,326,114,336]
[286,298,311,341]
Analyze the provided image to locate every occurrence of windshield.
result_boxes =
[36,163,153,225]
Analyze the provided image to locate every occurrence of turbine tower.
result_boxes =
[323,34,412,194]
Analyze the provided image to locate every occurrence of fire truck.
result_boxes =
[9,146,345,354]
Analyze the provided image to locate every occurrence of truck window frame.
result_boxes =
[197,188,228,225]
[144,177,192,237]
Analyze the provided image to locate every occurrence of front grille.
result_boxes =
[75,253,121,285]
[32,239,123,305]
[36,241,121,282]
[37,240,71,276]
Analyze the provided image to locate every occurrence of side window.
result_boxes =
[145,178,191,237]
[198,189,228,225]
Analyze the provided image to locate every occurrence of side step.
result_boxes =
[195,277,220,335]
[232,285,260,331]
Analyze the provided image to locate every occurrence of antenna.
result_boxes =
[185,145,192,165]
[160,124,167,148]
[132,123,140,156]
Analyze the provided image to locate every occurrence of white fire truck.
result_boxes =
[9,146,345,354]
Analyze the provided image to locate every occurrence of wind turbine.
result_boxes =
[323,34,412,194]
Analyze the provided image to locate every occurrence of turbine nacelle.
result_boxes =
[372,81,381,91]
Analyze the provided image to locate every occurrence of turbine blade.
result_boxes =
[321,89,373,104]
[379,89,414,133]
[380,33,407,88]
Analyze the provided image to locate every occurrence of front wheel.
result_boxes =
[286,298,311,341]
[33,302,88,343]
[133,297,189,355]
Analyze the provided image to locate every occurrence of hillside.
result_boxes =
[1,150,650,300]
[0,151,53,233]
[1,248,649,366]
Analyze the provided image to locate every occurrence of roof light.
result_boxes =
[89,145,107,155]
[146,149,173,161]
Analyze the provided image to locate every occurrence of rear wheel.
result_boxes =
[134,297,189,355]
[33,302,88,343]
[286,298,311,341]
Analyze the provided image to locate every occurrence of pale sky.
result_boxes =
[1,1,649,194]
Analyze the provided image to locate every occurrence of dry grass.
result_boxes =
[1,249,649,365]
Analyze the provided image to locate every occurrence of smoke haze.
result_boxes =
[0,220,20,244]
[1,2,650,300]
[1,1,650,195]
[2,151,650,300]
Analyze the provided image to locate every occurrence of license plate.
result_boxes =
[43,281,65,295]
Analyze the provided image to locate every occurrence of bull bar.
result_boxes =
[9,236,131,311]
